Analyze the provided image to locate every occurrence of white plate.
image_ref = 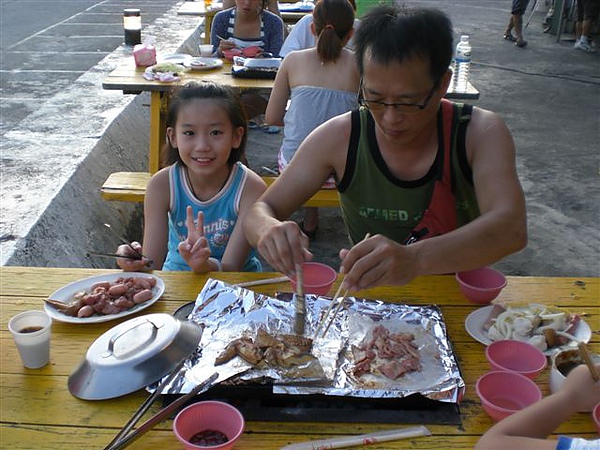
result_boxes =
[44,272,165,324]
[465,305,592,355]
[183,57,223,71]
[159,53,193,64]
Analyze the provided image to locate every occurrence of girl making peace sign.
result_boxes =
[117,81,265,273]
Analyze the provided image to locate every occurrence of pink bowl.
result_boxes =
[173,401,244,450]
[290,262,337,296]
[593,403,600,435]
[486,339,547,379]
[476,371,542,422]
[455,267,507,304]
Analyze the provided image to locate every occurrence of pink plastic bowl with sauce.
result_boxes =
[173,401,244,450]
[289,262,337,296]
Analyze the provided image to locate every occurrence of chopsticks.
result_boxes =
[106,372,219,450]
[236,275,289,288]
[314,233,371,339]
[313,283,347,339]
[280,425,431,450]
[294,264,305,335]
[104,358,187,449]
[103,223,153,265]
[577,341,600,381]
[87,251,142,261]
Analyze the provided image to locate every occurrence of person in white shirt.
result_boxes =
[279,0,360,57]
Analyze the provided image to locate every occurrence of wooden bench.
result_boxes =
[100,172,341,207]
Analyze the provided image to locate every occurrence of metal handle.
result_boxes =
[102,318,163,358]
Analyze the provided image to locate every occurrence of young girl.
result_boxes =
[211,0,285,122]
[211,0,285,57]
[265,0,359,238]
[117,81,266,273]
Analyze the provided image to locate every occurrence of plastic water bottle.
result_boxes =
[453,35,471,93]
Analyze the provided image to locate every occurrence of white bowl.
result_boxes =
[549,347,600,411]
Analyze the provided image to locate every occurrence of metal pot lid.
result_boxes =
[68,313,203,400]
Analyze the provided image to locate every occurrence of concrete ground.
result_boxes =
[1,0,599,279]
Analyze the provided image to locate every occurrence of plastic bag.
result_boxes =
[133,37,157,67]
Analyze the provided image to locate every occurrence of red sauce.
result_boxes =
[189,429,229,446]
[558,361,581,377]
[19,326,43,333]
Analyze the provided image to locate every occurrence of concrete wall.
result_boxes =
[2,8,202,268]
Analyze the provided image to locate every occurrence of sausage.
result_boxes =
[133,289,153,304]
[77,305,95,318]
[108,283,128,297]
[133,277,152,290]
[91,281,111,292]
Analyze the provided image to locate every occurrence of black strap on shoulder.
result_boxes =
[338,108,361,193]
[456,103,473,186]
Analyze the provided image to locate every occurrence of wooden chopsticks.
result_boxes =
[577,341,600,381]
[314,283,348,339]
[236,276,289,288]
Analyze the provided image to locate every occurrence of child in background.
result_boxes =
[211,0,284,57]
[211,0,285,124]
[116,81,266,273]
[265,0,359,239]
[279,0,360,57]
[476,364,600,449]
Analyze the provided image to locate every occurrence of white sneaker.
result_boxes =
[574,38,596,53]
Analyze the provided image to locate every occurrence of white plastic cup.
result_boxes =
[199,44,213,57]
[8,310,52,369]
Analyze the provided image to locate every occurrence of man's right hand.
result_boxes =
[255,220,312,277]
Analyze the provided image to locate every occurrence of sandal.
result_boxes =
[247,120,260,129]
[515,39,528,48]
[262,125,280,134]
[503,33,517,42]
[299,220,318,240]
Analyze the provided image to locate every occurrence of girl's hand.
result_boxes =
[178,206,212,273]
[116,241,152,272]
[218,39,236,54]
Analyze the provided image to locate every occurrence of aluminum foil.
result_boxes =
[163,279,464,403]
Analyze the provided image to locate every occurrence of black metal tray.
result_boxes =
[163,383,461,425]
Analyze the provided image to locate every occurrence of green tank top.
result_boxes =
[338,100,480,245]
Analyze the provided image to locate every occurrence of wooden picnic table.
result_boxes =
[177,1,311,44]
[1,266,598,449]
[103,60,273,174]
[102,60,480,175]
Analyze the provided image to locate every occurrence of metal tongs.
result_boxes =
[104,360,218,450]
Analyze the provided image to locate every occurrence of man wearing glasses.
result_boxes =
[244,6,527,291]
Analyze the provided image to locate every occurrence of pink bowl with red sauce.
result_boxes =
[289,262,337,296]
[173,401,244,450]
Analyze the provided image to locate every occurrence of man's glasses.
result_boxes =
[358,78,440,114]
